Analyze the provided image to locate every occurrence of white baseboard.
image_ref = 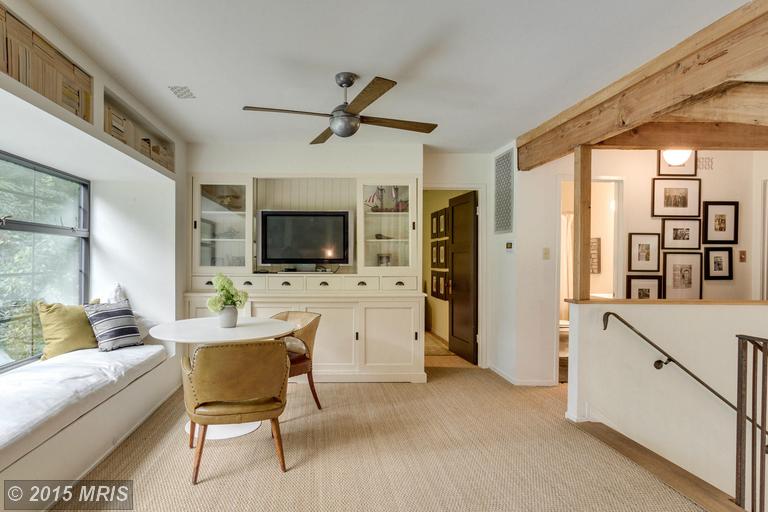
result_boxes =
[313,371,427,383]
[490,366,557,387]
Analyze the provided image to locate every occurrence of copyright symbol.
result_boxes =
[7,485,23,501]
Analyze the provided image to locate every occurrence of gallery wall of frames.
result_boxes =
[625,150,745,300]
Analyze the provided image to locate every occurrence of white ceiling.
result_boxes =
[31,0,743,152]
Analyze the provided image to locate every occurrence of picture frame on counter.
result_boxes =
[657,150,697,176]
[704,247,733,280]
[626,275,663,300]
[663,252,703,300]
[661,219,701,250]
[652,178,701,218]
[628,233,660,272]
[703,201,739,244]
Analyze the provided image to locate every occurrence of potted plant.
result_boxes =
[206,273,249,328]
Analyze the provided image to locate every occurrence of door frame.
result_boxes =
[422,184,488,368]
[553,175,624,382]
[762,180,768,300]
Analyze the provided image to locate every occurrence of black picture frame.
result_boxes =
[437,240,448,269]
[657,150,698,176]
[661,219,701,250]
[430,212,439,239]
[431,270,439,298]
[626,275,663,300]
[628,233,660,272]
[430,241,439,266]
[703,201,739,244]
[651,178,701,218]
[437,273,447,300]
[437,208,449,237]
[704,247,734,280]
[663,252,703,300]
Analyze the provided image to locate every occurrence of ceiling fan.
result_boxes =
[242,72,438,144]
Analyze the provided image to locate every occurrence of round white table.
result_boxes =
[149,317,297,440]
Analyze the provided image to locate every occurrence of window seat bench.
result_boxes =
[0,342,180,485]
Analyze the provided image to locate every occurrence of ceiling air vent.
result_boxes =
[168,86,196,99]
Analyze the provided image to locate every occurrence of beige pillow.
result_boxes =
[38,303,98,360]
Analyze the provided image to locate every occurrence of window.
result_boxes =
[0,151,89,370]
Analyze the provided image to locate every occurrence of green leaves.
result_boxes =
[206,273,249,313]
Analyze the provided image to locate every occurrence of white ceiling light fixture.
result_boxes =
[661,149,693,167]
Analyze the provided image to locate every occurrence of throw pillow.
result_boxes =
[83,299,143,352]
[38,303,98,360]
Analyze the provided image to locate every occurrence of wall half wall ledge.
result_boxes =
[566,298,768,305]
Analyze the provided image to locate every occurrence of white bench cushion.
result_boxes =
[0,344,167,471]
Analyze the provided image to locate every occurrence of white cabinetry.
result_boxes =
[359,302,420,372]
[305,303,359,373]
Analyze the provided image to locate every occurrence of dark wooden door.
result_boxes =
[448,191,478,364]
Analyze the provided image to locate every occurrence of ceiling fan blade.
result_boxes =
[360,115,437,134]
[242,106,330,118]
[345,77,397,115]
[310,128,334,145]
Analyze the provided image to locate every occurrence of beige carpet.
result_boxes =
[58,369,702,512]
[425,331,452,356]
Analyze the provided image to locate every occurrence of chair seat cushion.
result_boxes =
[282,336,307,355]
[195,397,284,416]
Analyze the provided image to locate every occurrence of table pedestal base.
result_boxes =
[184,420,261,440]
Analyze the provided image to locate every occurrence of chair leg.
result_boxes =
[189,421,196,449]
[192,424,207,484]
[307,370,322,410]
[270,418,286,472]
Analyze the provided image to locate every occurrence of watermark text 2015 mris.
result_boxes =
[4,480,133,510]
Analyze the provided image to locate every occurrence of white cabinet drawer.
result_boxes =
[192,275,266,292]
[306,276,343,291]
[268,275,305,291]
[381,276,418,291]
[343,276,380,291]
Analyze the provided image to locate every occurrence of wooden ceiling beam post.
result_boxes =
[573,145,592,301]
[596,121,768,150]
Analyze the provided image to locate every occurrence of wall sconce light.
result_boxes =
[661,149,693,167]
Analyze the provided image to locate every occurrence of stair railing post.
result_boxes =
[737,336,748,508]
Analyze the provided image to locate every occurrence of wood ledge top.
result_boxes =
[566,298,768,305]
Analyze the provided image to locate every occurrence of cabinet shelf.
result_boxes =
[365,211,409,216]
[201,211,245,215]
[365,239,409,243]
[201,238,245,242]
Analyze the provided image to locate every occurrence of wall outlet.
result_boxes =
[543,247,551,260]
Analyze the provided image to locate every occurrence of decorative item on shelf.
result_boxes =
[206,273,249,328]
[374,233,393,240]
[704,247,734,280]
[365,186,386,211]
[628,233,660,272]
[651,178,701,218]
[658,150,697,176]
[703,201,739,244]
[590,238,601,274]
[663,252,703,300]
[626,275,663,300]
[377,253,392,266]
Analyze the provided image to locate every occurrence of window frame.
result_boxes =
[0,150,90,370]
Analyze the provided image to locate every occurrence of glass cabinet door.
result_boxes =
[360,182,415,271]
[194,179,252,273]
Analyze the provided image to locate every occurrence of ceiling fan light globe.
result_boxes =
[330,111,360,138]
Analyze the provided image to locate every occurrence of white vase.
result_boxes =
[218,305,238,328]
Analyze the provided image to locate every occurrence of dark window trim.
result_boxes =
[0,150,90,370]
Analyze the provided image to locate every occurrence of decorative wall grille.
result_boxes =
[494,150,514,233]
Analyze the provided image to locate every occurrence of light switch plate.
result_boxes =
[739,250,747,263]
[543,247,551,260]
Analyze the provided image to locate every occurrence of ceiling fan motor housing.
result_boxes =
[330,103,360,137]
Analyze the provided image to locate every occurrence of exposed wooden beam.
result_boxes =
[659,82,768,125]
[595,121,768,150]
[517,1,768,170]
[573,146,592,301]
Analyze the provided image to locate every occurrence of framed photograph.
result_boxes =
[628,233,660,272]
[652,178,701,218]
[430,241,438,266]
[590,238,601,274]
[662,219,700,250]
[437,240,448,269]
[705,247,733,280]
[663,252,703,300]
[626,275,663,300]
[657,150,697,176]
[431,271,439,298]
[430,212,439,239]
[438,273,447,300]
[437,208,448,237]
[703,201,739,244]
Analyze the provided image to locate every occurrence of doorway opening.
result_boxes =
[558,179,622,382]
[423,189,479,368]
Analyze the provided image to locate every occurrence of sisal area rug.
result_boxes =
[424,332,452,356]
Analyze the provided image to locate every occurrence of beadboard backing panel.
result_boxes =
[255,177,356,211]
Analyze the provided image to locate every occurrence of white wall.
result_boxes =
[568,302,768,497]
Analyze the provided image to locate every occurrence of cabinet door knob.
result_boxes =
[319,281,329,287]
[282,281,291,287]
[243,280,253,286]
[205,281,213,286]
[395,281,405,286]
[357,281,367,287]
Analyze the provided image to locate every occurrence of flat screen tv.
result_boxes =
[260,211,350,264]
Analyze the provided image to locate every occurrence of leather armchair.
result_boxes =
[271,311,322,409]
[182,341,290,483]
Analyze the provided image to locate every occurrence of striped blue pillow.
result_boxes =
[83,299,143,352]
